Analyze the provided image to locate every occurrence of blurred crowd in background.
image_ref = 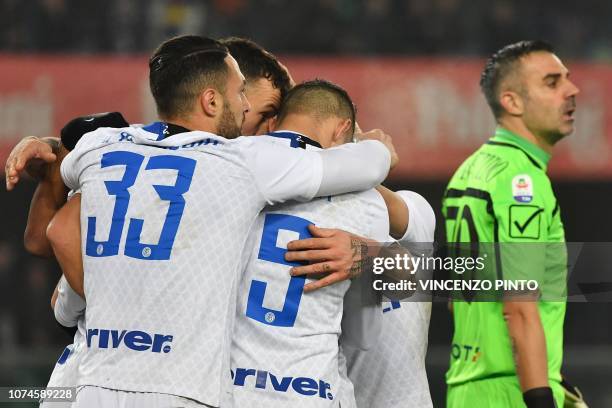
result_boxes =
[0,185,67,353]
[2,0,612,59]
[0,242,63,348]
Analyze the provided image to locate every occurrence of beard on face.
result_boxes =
[524,94,576,145]
[548,96,577,141]
[216,100,243,139]
[542,128,566,145]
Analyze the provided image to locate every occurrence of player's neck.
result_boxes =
[497,118,554,155]
[159,116,216,136]
[275,115,327,147]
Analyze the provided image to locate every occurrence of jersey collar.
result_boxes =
[491,127,551,169]
[268,130,322,149]
[142,121,192,141]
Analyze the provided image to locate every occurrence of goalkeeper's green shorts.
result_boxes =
[447,376,564,408]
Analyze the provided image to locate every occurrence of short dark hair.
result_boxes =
[149,35,229,119]
[220,37,292,100]
[480,40,554,119]
[277,79,356,136]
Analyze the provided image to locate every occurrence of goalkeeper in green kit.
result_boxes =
[443,41,587,408]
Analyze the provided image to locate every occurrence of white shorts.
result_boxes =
[67,386,214,408]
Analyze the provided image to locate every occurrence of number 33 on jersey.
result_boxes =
[85,151,195,261]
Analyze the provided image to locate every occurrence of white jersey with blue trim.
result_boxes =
[342,191,436,408]
[42,320,86,408]
[59,123,340,407]
[46,276,86,392]
[230,131,390,408]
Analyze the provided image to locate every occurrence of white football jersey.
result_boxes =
[342,191,436,408]
[59,123,370,407]
[46,276,86,390]
[230,132,390,408]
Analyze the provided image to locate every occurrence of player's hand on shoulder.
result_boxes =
[354,128,399,169]
[5,136,58,190]
[285,225,372,292]
[5,112,128,191]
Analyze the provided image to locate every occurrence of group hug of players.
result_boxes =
[5,34,588,408]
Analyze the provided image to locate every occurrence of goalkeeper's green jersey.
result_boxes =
[443,127,567,386]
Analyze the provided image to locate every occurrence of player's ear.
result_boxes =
[500,90,524,116]
[354,121,362,134]
[331,118,353,146]
[267,115,278,132]
[201,88,221,118]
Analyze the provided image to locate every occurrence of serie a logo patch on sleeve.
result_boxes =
[512,174,533,203]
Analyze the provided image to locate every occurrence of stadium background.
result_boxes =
[0,0,611,406]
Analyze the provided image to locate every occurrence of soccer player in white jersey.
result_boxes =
[222,47,436,406]
[277,138,437,407]
[340,188,436,408]
[5,38,295,408]
[230,79,390,408]
[5,37,394,408]
[43,274,85,397]
[6,36,433,408]
[45,35,395,408]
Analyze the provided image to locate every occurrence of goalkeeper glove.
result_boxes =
[561,378,588,408]
[523,387,557,408]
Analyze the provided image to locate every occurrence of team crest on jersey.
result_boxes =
[512,174,533,203]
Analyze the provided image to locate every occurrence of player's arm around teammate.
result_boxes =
[285,187,421,292]
[5,112,129,256]
[284,128,409,291]
[47,193,83,297]
[6,136,66,256]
